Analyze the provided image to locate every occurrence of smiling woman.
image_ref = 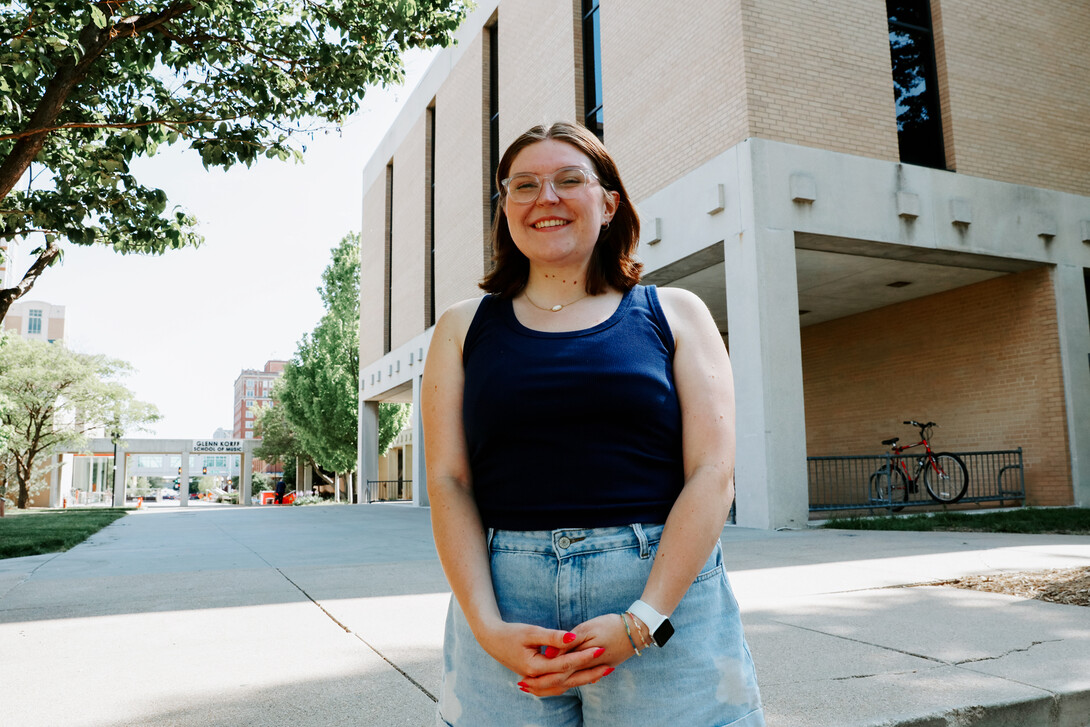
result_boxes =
[421,122,765,727]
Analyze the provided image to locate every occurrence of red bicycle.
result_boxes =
[870,420,969,509]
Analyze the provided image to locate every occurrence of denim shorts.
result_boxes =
[436,524,765,727]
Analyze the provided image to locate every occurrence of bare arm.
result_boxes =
[423,299,608,688]
[636,286,736,618]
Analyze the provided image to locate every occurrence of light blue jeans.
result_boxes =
[437,524,765,727]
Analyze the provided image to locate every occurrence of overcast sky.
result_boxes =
[12,50,435,440]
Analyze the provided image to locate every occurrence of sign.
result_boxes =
[192,439,244,453]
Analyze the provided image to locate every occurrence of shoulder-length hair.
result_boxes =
[480,122,641,297]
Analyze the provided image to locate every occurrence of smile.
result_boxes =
[533,219,570,229]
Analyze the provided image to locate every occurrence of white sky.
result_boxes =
[11,50,435,440]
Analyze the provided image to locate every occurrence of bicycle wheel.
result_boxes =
[869,464,908,511]
[923,453,969,503]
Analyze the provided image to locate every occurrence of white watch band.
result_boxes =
[627,599,666,640]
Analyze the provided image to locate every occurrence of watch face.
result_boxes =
[653,619,674,646]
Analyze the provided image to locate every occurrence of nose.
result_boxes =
[536,179,560,204]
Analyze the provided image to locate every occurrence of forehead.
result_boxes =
[508,139,594,174]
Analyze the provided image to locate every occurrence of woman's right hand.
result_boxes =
[475,620,610,693]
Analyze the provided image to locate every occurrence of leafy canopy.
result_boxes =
[0,0,467,318]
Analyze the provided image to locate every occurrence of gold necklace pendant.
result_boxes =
[523,290,590,312]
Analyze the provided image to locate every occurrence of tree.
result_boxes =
[0,332,159,508]
[276,232,407,494]
[0,0,468,321]
[252,393,303,484]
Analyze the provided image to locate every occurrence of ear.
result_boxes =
[602,190,620,222]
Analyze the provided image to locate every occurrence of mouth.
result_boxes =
[532,219,570,229]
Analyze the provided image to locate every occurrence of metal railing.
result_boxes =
[365,479,412,503]
[808,448,1024,515]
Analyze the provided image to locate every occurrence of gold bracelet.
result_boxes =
[628,611,653,649]
[620,612,641,656]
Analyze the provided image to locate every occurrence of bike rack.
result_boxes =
[808,448,1025,515]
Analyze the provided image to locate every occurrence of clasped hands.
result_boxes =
[478,612,649,697]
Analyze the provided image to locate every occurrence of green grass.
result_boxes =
[0,508,129,559]
[824,507,1090,535]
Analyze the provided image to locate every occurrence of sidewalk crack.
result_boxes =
[954,639,1062,665]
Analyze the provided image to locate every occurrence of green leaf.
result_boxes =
[89,6,109,29]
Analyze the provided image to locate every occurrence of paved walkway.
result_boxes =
[2,503,1088,726]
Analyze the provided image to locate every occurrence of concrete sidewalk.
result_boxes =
[1,504,1088,727]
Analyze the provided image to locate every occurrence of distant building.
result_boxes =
[3,299,66,343]
[233,360,287,476]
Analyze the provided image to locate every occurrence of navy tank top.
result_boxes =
[462,284,684,530]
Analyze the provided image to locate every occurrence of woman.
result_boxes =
[422,122,764,726]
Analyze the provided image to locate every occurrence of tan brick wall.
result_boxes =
[390,116,427,349]
[802,267,1071,506]
[498,0,579,151]
[360,171,387,363]
[742,0,900,165]
[434,30,491,314]
[603,0,750,203]
[933,1,1090,196]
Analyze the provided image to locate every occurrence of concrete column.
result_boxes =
[1053,264,1090,507]
[359,400,380,503]
[411,374,428,507]
[724,150,809,530]
[179,451,190,507]
[241,450,253,505]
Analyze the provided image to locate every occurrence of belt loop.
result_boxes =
[486,527,495,551]
[632,523,651,559]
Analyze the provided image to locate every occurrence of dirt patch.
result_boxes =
[927,567,1090,607]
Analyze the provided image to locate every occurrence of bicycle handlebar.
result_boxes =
[903,420,937,429]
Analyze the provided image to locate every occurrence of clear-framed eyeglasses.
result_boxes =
[500,166,601,205]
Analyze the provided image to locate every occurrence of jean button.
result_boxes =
[557,536,571,549]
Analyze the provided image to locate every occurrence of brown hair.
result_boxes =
[480,122,641,297]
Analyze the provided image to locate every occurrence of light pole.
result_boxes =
[110,429,123,507]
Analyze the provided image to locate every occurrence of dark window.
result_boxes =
[426,105,436,328]
[582,0,603,140]
[888,1,945,168]
[384,163,393,354]
[488,23,500,221]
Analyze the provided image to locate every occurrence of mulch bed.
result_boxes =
[926,567,1090,607]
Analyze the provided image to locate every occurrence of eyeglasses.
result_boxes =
[500,167,600,204]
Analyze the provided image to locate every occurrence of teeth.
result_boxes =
[534,219,569,229]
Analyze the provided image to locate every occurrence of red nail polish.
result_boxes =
[517,681,528,689]
[544,646,559,658]
[593,647,605,658]
[563,632,577,643]
[519,686,530,693]
[603,667,615,676]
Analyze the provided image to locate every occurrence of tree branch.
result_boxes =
[0,237,61,322]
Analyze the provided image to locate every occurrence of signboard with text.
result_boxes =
[192,439,244,453]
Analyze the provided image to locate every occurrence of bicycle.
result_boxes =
[869,420,969,510]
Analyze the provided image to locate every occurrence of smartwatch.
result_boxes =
[627,599,674,647]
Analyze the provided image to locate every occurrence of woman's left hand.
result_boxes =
[516,613,639,697]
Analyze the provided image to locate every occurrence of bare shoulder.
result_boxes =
[654,286,717,344]
[433,296,487,353]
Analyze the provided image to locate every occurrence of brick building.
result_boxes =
[357,0,1090,528]
[233,359,287,476]
[2,299,66,343]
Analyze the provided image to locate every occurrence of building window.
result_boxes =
[384,162,394,354]
[582,0,603,140]
[487,22,500,222]
[426,102,437,328]
[888,1,945,169]
[27,308,42,335]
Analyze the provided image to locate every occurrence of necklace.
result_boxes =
[523,289,590,312]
